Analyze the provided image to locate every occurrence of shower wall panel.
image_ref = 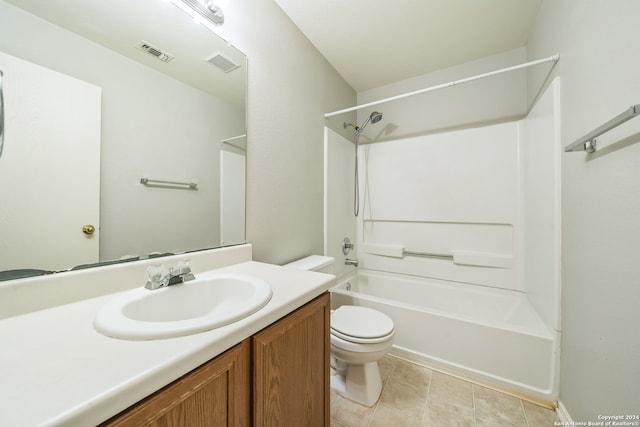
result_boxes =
[357,121,523,290]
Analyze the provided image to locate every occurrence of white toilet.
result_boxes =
[284,255,395,407]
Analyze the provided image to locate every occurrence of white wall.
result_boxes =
[0,2,245,261]
[528,0,640,420]
[211,0,357,265]
[220,151,247,246]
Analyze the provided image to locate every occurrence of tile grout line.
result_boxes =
[422,369,433,425]
[521,398,529,427]
[367,401,380,427]
[472,384,478,427]
[367,357,396,427]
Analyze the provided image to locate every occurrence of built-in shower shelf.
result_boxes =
[363,243,513,268]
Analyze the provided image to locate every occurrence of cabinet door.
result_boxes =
[253,293,330,427]
[101,340,250,427]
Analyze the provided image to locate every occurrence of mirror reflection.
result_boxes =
[0,0,247,279]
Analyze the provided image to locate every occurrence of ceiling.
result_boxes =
[273,0,542,92]
[4,0,247,107]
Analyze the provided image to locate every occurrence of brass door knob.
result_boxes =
[82,224,96,235]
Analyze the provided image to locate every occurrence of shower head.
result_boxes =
[369,111,383,124]
[357,111,383,133]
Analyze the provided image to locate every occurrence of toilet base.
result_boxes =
[330,361,383,407]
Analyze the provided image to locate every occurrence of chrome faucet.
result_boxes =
[345,258,359,267]
[145,259,196,290]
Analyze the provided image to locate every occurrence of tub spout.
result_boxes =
[345,258,359,267]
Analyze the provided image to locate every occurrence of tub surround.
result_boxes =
[324,78,561,406]
[0,244,336,426]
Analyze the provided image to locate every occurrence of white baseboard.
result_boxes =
[556,400,573,423]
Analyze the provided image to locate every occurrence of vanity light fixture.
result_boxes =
[179,0,229,26]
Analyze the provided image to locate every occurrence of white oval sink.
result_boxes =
[94,272,272,340]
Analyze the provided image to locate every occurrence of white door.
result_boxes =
[220,150,246,246]
[0,51,101,271]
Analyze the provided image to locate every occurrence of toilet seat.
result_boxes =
[331,306,394,344]
[330,332,394,354]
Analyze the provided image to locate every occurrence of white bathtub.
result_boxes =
[330,269,558,402]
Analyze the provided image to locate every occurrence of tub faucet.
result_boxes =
[345,258,359,267]
[145,259,195,290]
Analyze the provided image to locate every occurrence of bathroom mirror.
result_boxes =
[0,0,247,279]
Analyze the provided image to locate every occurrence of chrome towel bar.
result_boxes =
[403,250,453,260]
[565,104,640,153]
[140,178,198,190]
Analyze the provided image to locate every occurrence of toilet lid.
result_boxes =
[331,306,394,342]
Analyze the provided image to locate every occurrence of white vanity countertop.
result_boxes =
[0,260,335,427]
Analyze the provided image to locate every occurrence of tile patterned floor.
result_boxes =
[330,355,559,427]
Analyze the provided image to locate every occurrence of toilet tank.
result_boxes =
[284,255,335,274]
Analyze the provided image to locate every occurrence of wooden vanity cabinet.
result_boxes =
[100,340,251,427]
[253,293,330,427]
[100,292,330,427]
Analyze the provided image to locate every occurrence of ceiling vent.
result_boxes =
[135,41,174,63]
[204,52,240,73]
